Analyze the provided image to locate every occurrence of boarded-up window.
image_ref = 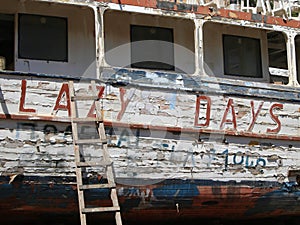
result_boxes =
[130,25,174,71]
[223,35,262,78]
[18,14,68,62]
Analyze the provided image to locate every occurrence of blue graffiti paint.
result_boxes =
[183,146,195,167]
[256,157,266,167]
[222,149,229,171]
[233,152,244,165]
[16,122,36,140]
[170,93,176,110]
[117,129,130,147]
[245,182,300,216]
[245,155,255,168]
[153,183,199,199]
[221,149,267,170]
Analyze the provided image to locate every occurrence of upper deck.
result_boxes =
[0,0,300,90]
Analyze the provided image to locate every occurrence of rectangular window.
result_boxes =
[0,14,14,70]
[130,25,174,71]
[18,14,68,62]
[268,31,288,84]
[223,35,262,78]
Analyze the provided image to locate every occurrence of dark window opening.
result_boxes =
[267,31,288,84]
[18,14,68,62]
[223,34,262,78]
[296,35,300,84]
[130,25,174,71]
[0,14,14,70]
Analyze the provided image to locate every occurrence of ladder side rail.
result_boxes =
[69,81,87,225]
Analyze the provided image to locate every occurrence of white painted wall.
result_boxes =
[0,0,96,78]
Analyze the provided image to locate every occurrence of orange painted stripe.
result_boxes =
[1,113,300,141]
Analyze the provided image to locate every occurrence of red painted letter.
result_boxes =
[117,88,133,121]
[247,101,264,132]
[19,80,36,113]
[87,85,105,118]
[220,98,237,130]
[194,95,211,127]
[53,83,71,117]
[266,103,283,134]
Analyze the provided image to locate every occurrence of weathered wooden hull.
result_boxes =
[0,69,300,221]
[0,0,300,223]
[0,176,299,222]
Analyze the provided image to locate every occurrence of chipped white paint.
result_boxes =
[0,76,299,185]
[0,0,299,188]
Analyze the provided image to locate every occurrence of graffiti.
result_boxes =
[221,149,267,171]
[112,128,268,173]
[183,145,195,168]
[16,123,36,140]
[16,122,72,143]
[13,120,270,173]
[43,125,58,134]
[117,129,131,147]
[179,145,267,171]
[119,187,151,197]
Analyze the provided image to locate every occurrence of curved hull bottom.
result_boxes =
[0,176,300,223]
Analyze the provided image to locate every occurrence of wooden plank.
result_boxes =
[110,188,120,208]
[75,138,107,145]
[69,81,87,225]
[76,160,112,167]
[82,206,120,213]
[79,183,116,190]
[91,80,103,121]
[71,95,99,101]
[115,212,123,225]
[72,117,103,123]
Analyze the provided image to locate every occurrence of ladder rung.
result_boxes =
[82,206,120,214]
[71,117,103,123]
[71,95,99,101]
[76,161,112,167]
[79,183,116,190]
[75,139,107,145]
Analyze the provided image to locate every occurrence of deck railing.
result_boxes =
[200,0,300,19]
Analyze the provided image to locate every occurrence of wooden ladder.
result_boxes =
[69,80,122,225]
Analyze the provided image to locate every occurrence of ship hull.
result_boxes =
[0,0,300,223]
[0,70,300,222]
[1,176,300,222]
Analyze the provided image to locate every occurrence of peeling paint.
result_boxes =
[0,0,300,222]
